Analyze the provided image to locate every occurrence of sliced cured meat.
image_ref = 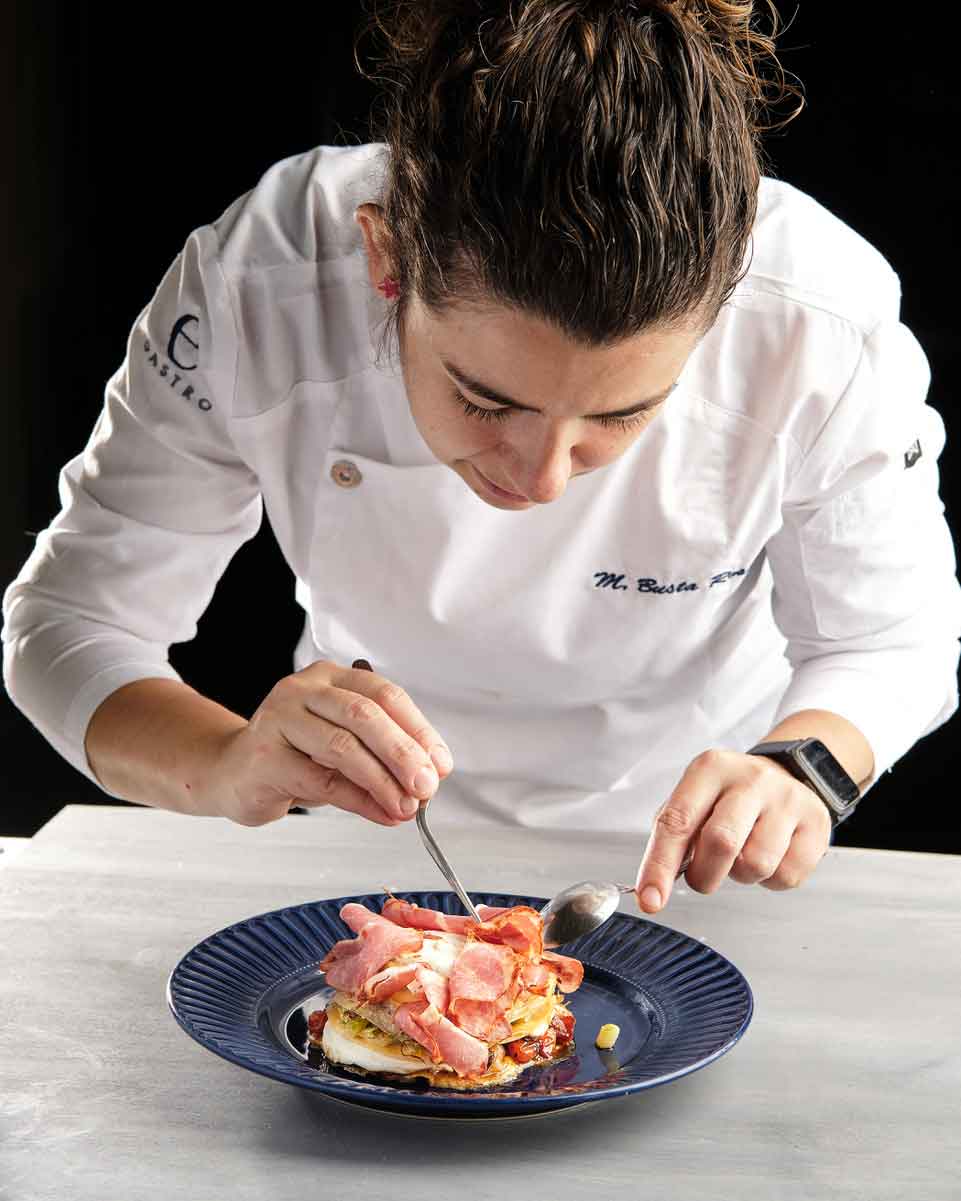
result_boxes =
[447,997,513,1043]
[392,999,438,1059]
[320,909,423,995]
[394,999,489,1077]
[410,964,450,1013]
[381,898,511,934]
[518,962,556,994]
[541,950,584,992]
[448,941,518,1040]
[339,902,384,934]
[476,904,512,921]
[473,907,543,960]
[449,941,517,1002]
[362,963,418,1002]
[382,898,475,934]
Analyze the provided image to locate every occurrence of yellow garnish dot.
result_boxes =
[595,1023,620,1050]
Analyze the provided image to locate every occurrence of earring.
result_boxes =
[377,276,401,300]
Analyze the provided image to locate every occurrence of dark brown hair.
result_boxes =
[356,0,804,349]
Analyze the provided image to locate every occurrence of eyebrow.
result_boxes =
[441,360,677,419]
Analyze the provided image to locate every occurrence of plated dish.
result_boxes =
[314,895,582,1089]
[167,890,753,1118]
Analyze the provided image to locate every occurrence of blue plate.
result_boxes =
[167,890,753,1118]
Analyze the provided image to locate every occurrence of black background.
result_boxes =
[2,5,959,847]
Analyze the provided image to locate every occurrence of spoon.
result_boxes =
[415,794,482,922]
[352,658,481,921]
[539,848,696,949]
[352,657,691,938]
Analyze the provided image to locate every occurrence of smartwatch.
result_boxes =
[746,738,861,828]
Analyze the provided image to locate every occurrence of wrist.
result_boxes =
[755,708,873,790]
[176,724,246,818]
[85,679,247,816]
[747,737,861,828]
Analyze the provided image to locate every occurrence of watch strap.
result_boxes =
[747,738,860,828]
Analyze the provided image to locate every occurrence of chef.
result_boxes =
[4,2,960,916]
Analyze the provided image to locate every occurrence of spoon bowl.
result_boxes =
[539,880,630,949]
[539,849,695,948]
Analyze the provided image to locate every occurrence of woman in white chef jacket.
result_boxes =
[4,0,960,914]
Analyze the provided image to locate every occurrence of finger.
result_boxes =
[760,814,831,892]
[291,784,406,829]
[271,746,406,828]
[635,750,733,913]
[728,805,798,885]
[346,662,454,778]
[682,785,763,895]
[279,709,420,821]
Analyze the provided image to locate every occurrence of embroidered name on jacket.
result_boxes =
[593,569,746,595]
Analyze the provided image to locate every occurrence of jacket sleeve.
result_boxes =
[2,225,262,794]
[765,316,961,789]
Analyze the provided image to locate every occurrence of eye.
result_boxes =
[592,410,651,430]
[451,386,656,429]
[452,388,511,423]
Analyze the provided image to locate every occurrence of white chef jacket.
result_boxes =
[4,143,960,833]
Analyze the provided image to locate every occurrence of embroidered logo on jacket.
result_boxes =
[141,314,212,412]
[904,439,922,469]
[167,314,200,371]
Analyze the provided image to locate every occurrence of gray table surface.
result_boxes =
[1,804,959,1201]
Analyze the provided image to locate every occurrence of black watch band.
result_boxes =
[746,738,861,828]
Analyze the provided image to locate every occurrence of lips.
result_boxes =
[474,467,529,502]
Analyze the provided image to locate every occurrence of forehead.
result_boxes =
[415,296,698,403]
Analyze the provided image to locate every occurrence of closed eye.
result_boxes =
[451,388,652,429]
[592,409,651,430]
[453,390,511,423]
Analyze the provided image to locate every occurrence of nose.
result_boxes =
[510,421,574,504]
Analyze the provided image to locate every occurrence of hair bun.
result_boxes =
[361,0,802,134]
[356,0,804,347]
[649,0,803,130]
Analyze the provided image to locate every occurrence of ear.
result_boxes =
[355,204,394,291]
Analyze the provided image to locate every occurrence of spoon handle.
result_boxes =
[352,657,481,922]
[618,846,696,892]
[415,803,482,922]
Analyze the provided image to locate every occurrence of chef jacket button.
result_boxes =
[331,460,362,488]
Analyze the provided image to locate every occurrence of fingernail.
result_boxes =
[399,795,419,817]
[430,744,453,773]
[412,766,438,798]
[640,886,661,912]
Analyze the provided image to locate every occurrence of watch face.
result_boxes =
[798,740,860,807]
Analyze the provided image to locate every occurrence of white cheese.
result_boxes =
[397,930,465,977]
[321,1014,429,1074]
